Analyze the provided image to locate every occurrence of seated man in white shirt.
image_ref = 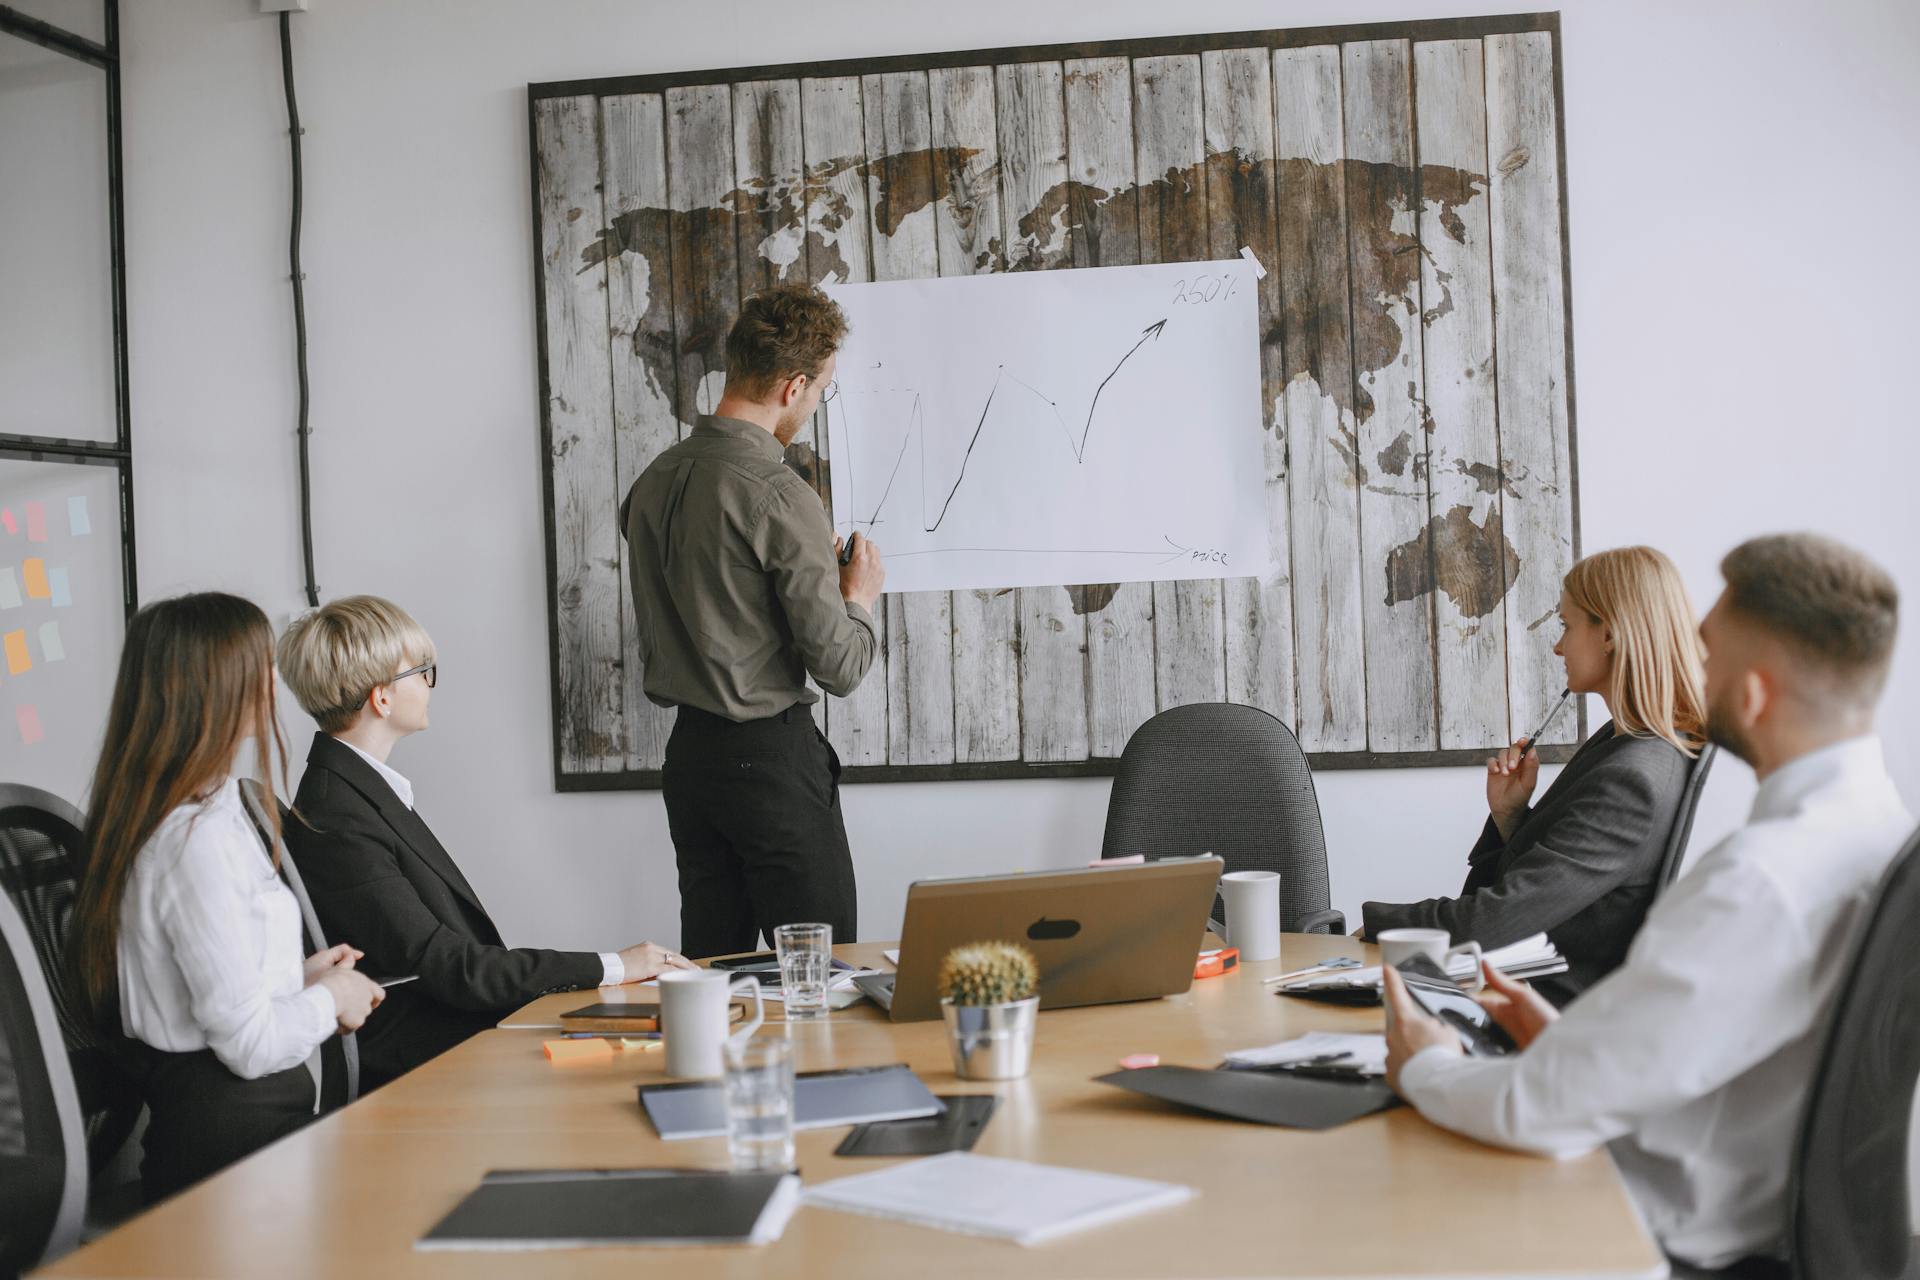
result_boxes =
[1384,532,1910,1273]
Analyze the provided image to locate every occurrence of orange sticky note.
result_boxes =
[22,559,50,600]
[542,1037,613,1064]
[3,629,29,675]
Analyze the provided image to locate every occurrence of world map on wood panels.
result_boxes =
[576,151,1523,624]
[533,26,1578,785]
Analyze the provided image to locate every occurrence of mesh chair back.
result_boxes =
[0,889,87,1273]
[236,781,358,1106]
[1786,824,1920,1280]
[0,785,142,1176]
[1654,745,1718,890]
[1100,703,1344,934]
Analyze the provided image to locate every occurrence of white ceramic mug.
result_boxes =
[659,970,764,1079]
[1216,870,1282,962]
[1376,927,1485,992]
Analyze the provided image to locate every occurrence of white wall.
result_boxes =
[115,0,1917,962]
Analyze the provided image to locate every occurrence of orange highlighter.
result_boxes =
[1194,947,1239,979]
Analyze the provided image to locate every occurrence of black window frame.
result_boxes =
[0,0,136,619]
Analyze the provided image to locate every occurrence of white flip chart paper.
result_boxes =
[823,259,1271,595]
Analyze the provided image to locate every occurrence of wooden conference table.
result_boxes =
[39,935,1666,1279]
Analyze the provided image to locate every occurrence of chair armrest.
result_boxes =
[1293,907,1346,936]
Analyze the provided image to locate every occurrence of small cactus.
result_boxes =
[938,941,1039,1006]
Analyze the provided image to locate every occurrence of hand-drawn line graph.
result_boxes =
[843,318,1169,538]
[823,262,1269,595]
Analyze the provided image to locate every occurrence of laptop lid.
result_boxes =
[883,856,1223,1022]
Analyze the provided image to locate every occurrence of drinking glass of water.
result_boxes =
[723,1033,794,1173]
[774,922,832,1021]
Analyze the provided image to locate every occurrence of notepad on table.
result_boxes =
[416,1168,800,1250]
[802,1152,1193,1246]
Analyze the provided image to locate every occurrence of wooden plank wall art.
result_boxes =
[531,13,1580,789]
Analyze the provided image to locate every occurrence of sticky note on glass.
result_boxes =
[22,559,50,600]
[49,567,71,608]
[0,509,14,535]
[0,569,19,610]
[39,621,65,663]
[68,496,91,537]
[25,503,47,542]
[16,705,43,746]
[4,630,29,675]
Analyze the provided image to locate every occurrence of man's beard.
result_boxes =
[1704,685,1756,767]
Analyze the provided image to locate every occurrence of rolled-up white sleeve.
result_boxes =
[155,840,339,1080]
[599,952,625,987]
[1395,841,1809,1158]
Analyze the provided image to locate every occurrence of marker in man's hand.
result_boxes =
[838,531,860,567]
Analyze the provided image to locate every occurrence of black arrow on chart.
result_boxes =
[1077,318,1168,460]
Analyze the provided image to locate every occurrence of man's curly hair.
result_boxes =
[724,283,849,398]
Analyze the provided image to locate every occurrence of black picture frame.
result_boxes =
[528,11,1582,789]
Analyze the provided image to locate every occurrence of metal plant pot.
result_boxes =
[941,995,1038,1081]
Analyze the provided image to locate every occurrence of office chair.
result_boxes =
[1777,823,1920,1280]
[1654,744,1718,890]
[0,889,88,1275]
[1100,703,1345,934]
[0,786,144,1181]
[237,781,360,1108]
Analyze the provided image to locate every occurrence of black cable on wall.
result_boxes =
[279,11,318,608]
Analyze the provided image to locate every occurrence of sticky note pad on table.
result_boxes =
[0,569,19,610]
[543,1037,613,1064]
[48,567,71,608]
[22,559,49,600]
[4,630,29,675]
[16,705,44,746]
[68,496,91,536]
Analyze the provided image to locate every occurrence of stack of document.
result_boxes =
[1223,1032,1387,1076]
[1278,932,1567,994]
[763,968,885,1008]
[803,1152,1193,1246]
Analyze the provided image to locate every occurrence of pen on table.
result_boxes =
[1521,688,1573,757]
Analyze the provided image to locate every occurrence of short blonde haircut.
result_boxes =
[276,595,436,733]
[1563,547,1707,756]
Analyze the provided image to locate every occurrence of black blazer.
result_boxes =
[1361,722,1692,1003]
[286,733,603,1088]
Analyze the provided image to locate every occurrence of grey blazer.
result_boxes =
[1361,722,1692,1004]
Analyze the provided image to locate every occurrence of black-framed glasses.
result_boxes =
[819,378,838,403]
[390,660,437,689]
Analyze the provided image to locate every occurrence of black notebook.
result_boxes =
[1093,1065,1400,1130]
[416,1168,801,1250]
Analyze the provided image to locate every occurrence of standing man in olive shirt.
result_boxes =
[620,284,885,959]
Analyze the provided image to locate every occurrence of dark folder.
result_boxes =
[416,1168,800,1250]
[1093,1065,1400,1130]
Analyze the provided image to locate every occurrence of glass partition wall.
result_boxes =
[0,1,132,802]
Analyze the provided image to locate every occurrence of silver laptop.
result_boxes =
[855,856,1223,1022]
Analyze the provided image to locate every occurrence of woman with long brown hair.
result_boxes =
[70,592,385,1202]
[1359,547,1709,1004]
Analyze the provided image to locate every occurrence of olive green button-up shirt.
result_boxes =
[618,414,877,722]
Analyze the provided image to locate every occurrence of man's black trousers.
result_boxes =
[663,704,858,959]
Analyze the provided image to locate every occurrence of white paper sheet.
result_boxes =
[822,260,1271,594]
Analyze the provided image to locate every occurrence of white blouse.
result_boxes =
[118,778,339,1079]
